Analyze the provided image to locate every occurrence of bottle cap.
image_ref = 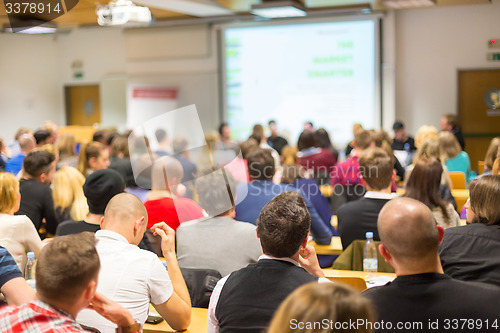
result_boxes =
[366,232,373,239]
[27,252,35,259]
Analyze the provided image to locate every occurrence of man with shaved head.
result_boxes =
[77,193,191,333]
[363,198,500,332]
[144,156,203,231]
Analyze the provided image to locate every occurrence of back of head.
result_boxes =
[155,129,168,143]
[484,137,500,170]
[218,123,228,136]
[358,147,393,191]
[102,193,147,229]
[172,136,188,155]
[438,131,461,160]
[110,135,130,158]
[36,232,99,304]
[354,130,373,150]
[415,125,438,149]
[378,198,439,265]
[53,166,88,220]
[314,128,332,149]
[34,130,51,146]
[92,131,106,144]
[77,141,106,175]
[297,131,318,151]
[18,133,35,151]
[281,146,298,166]
[405,158,449,221]
[83,169,125,215]
[23,150,55,179]
[393,121,404,131]
[0,172,19,214]
[469,175,500,225]
[195,169,236,216]
[256,191,310,258]
[240,139,259,160]
[14,128,32,141]
[151,156,183,190]
[415,139,440,162]
[247,149,275,181]
[281,165,307,185]
[57,133,76,156]
[252,124,264,138]
[268,282,374,333]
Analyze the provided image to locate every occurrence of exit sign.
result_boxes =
[487,53,500,61]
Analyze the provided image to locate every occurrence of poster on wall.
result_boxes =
[127,86,179,129]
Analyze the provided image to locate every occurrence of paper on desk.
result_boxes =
[365,275,395,288]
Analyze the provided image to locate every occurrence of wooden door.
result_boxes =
[65,85,101,126]
[458,69,500,172]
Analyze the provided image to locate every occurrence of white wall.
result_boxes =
[394,1,500,136]
[0,34,62,141]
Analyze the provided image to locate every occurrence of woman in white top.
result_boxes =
[404,158,460,229]
[0,172,43,273]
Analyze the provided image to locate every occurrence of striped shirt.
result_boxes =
[0,246,23,289]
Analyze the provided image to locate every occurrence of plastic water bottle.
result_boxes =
[363,232,377,274]
[25,252,36,290]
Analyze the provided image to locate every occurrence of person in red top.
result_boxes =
[0,233,139,333]
[296,130,336,185]
[330,129,374,213]
[144,156,204,231]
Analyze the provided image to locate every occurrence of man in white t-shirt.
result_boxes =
[77,193,191,332]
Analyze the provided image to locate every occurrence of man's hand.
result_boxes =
[88,292,136,327]
[298,245,325,278]
[150,222,176,257]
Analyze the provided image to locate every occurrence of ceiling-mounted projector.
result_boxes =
[96,0,152,26]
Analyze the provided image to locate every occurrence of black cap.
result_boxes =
[83,169,125,214]
[393,121,404,131]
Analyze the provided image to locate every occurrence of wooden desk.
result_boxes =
[309,236,343,255]
[143,306,207,333]
[322,269,396,280]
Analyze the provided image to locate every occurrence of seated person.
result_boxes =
[77,193,191,332]
[5,133,35,175]
[363,198,500,332]
[404,158,460,229]
[176,169,261,277]
[235,149,334,245]
[208,191,329,333]
[439,175,500,287]
[56,168,125,236]
[0,233,138,332]
[391,121,416,152]
[0,246,35,305]
[439,131,474,182]
[331,129,373,213]
[337,147,397,249]
[296,130,336,182]
[144,156,203,231]
[15,150,58,235]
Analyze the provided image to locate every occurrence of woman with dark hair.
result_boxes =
[439,175,500,286]
[404,158,460,229]
[315,128,339,161]
[296,130,336,185]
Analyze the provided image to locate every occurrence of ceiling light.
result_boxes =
[382,0,436,9]
[251,0,306,19]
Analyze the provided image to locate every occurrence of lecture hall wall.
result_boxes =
[0,1,499,143]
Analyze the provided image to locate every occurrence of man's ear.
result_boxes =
[379,244,391,262]
[437,225,445,245]
[256,226,260,239]
[134,216,146,235]
[39,173,46,184]
[84,279,97,302]
[100,216,105,229]
[359,174,368,188]
[391,169,397,182]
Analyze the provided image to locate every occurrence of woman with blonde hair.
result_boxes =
[77,141,110,177]
[268,282,374,333]
[482,137,500,175]
[438,131,473,182]
[414,125,439,149]
[52,166,89,224]
[56,133,78,168]
[0,172,43,273]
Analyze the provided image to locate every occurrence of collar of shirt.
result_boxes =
[95,229,130,244]
[30,299,75,320]
[364,191,399,200]
[258,254,300,266]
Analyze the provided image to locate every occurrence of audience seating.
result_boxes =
[449,171,466,189]
[325,276,367,292]
[308,236,343,255]
[478,160,485,175]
